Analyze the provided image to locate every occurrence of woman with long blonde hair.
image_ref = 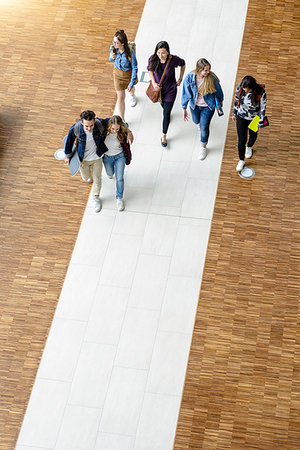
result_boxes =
[102,115,132,211]
[181,58,223,160]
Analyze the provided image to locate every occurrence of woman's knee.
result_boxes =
[116,90,125,101]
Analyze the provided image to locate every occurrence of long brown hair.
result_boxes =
[193,58,219,96]
[114,30,131,60]
[106,115,128,143]
[239,75,264,106]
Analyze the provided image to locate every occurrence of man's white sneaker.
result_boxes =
[236,160,245,172]
[93,197,102,213]
[198,147,207,160]
[107,175,113,179]
[130,95,137,107]
[245,146,253,158]
[116,199,124,211]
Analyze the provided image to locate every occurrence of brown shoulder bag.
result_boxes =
[146,55,172,103]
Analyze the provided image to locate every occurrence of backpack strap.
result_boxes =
[128,41,136,60]
[74,118,104,136]
[74,121,81,137]
[238,84,265,112]
[237,87,243,106]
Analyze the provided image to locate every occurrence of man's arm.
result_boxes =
[64,124,76,163]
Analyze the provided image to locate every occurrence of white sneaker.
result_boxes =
[93,197,102,213]
[245,147,253,158]
[107,175,113,179]
[198,147,207,160]
[130,95,137,107]
[116,199,124,211]
[236,160,245,171]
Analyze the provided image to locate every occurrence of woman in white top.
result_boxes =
[103,115,132,211]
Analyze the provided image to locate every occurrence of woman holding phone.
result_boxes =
[109,30,138,123]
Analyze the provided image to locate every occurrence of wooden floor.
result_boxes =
[0,1,145,448]
[0,1,299,450]
[174,0,300,449]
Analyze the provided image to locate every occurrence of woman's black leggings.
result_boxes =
[161,100,175,134]
[236,115,258,160]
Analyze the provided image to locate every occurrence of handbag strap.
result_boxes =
[158,55,172,87]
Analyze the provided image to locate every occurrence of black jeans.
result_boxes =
[236,115,258,160]
[161,100,175,134]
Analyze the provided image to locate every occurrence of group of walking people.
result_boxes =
[64,29,267,212]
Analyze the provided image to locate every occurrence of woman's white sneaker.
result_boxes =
[130,95,137,107]
[245,146,253,158]
[236,160,245,171]
[198,147,207,160]
[116,199,125,211]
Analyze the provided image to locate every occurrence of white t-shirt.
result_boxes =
[83,130,100,161]
[104,133,123,156]
[196,77,208,107]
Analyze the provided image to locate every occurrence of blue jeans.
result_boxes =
[190,105,215,145]
[103,152,126,199]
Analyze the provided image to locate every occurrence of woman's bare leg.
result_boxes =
[116,90,126,121]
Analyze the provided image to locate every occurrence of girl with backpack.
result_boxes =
[109,30,138,123]
[232,75,267,172]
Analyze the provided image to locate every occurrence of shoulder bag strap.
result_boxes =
[158,55,172,87]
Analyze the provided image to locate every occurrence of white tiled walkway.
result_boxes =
[16,1,249,448]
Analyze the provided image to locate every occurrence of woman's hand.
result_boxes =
[152,81,160,90]
[127,86,132,92]
[176,78,182,86]
[110,51,116,60]
[183,109,189,121]
[232,115,236,122]
[127,130,134,144]
[64,157,70,164]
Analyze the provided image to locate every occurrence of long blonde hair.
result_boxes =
[106,115,128,142]
[193,58,219,96]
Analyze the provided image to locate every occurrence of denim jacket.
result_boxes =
[181,72,224,111]
[109,45,138,88]
[65,118,109,162]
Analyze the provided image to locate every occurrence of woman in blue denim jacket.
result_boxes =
[181,58,223,160]
[109,30,138,123]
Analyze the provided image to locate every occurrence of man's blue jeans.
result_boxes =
[190,105,215,145]
[103,152,126,199]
